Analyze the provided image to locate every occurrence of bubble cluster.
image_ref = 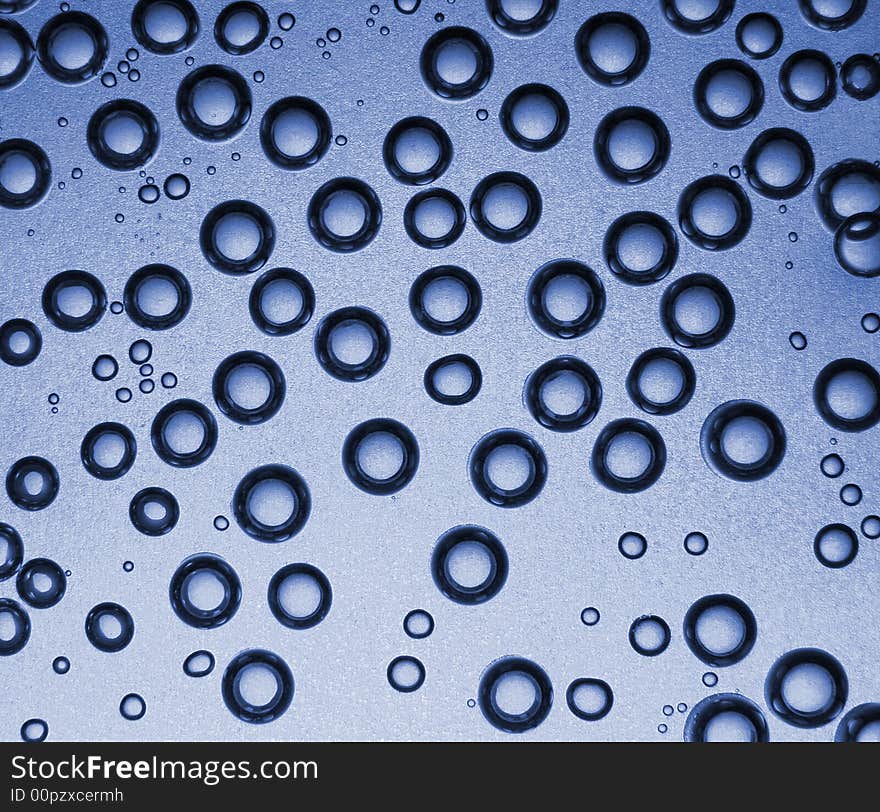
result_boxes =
[1,0,877,743]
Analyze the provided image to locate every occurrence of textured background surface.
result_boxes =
[0,0,878,741]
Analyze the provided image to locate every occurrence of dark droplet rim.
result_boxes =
[424,353,482,406]
[478,656,553,734]
[575,12,650,87]
[626,347,696,415]
[683,593,758,667]
[260,96,332,170]
[431,524,508,605]
[524,355,602,432]
[342,418,420,496]
[87,99,160,171]
[307,177,382,253]
[0,319,42,367]
[409,265,482,336]
[169,553,242,629]
[268,563,332,630]
[420,26,493,100]
[6,456,59,511]
[42,270,107,333]
[566,678,614,721]
[124,264,192,331]
[222,648,294,724]
[468,428,547,507]
[176,64,252,141]
[660,272,735,349]
[212,351,286,425]
[527,259,605,339]
[249,267,315,336]
[232,463,311,542]
[84,602,134,653]
[199,199,276,275]
[131,0,200,55]
[591,419,666,493]
[700,400,787,481]
[813,358,880,432]
[80,422,137,480]
[313,306,390,382]
[150,399,219,468]
[129,487,180,537]
[470,171,542,243]
[765,647,848,728]
[37,12,108,84]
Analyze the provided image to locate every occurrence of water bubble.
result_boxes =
[85,602,134,653]
[580,607,600,626]
[394,0,420,13]
[629,615,671,656]
[841,53,880,100]
[661,0,734,34]
[420,26,493,100]
[813,358,880,432]
[592,419,666,493]
[0,319,42,367]
[0,139,52,210]
[424,353,482,406]
[594,107,670,185]
[131,0,200,55]
[469,429,547,507]
[270,35,282,49]
[567,678,613,721]
[383,116,452,186]
[735,12,783,60]
[835,703,880,742]
[410,265,481,336]
[814,159,880,231]
[120,693,146,720]
[861,312,880,333]
[678,176,752,251]
[840,483,862,506]
[307,178,382,252]
[820,453,844,478]
[685,693,768,742]
[619,532,647,560]
[814,523,859,568]
[403,188,466,249]
[277,13,295,31]
[268,563,332,629]
[233,464,310,541]
[0,18,34,90]
[765,648,848,728]
[700,400,786,482]
[215,2,269,55]
[37,11,108,84]
[253,69,264,83]
[20,718,47,743]
[221,649,294,723]
[87,100,160,172]
[343,419,419,495]
[661,273,735,349]
[53,655,70,674]
[176,64,252,141]
[799,0,866,31]
[170,553,241,628]
[478,656,553,733]
[183,650,215,678]
[743,128,814,200]
[387,656,425,693]
[694,59,763,130]
[780,49,837,112]
[200,199,276,274]
[525,356,601,431]
[500,83,569,152]
[575,12,649,87]
[470,171,541,243]
[788,331,808,351]
[684,532,709,556]
[834,212,880,278]
[403,609,434,639]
